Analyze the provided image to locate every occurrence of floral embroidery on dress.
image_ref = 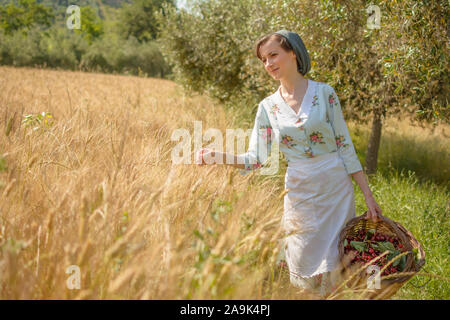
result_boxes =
[260,125,273,143]
[295,118,305,130]
[252,162,262,169]
[304,146,314,157]
[328,93,336,108]
[270,104,280,117]
[245,161,262,171]
[312,95,319,107]
[309,131,326,144]
[281,134,297,148]
[335,135,349,148]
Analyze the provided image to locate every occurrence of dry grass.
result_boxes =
[0,66,446,300]
[348,110,450,188]
[0,66,292,299]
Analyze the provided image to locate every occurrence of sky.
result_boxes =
[176,0,195,13]
[176,0,189,10]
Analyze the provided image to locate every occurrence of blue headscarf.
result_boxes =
[274,29,311,76]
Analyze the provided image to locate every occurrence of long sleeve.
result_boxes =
[325,85,363,175]
[236,102,274,176]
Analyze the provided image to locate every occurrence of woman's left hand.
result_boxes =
[364,193,383,223]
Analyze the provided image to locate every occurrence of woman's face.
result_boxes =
[259,38,297,80]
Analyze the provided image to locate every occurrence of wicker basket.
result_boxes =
[337,210,426,299]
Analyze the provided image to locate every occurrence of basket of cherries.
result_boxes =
[337,211,425,299]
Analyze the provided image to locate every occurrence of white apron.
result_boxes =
[282,151,356,285]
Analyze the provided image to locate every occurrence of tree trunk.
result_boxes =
[365,111,383,174]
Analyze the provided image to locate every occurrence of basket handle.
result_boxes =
[362,210,403,231]
[360,210,413,246]
[361,209,387,225]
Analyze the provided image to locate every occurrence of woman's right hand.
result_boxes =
[195,148,215,166]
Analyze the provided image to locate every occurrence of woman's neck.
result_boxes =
[279,74,308,96]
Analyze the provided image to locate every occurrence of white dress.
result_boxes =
[236,79,362,291]
[283,151,356,282]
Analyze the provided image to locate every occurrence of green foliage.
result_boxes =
[155,0,448,127]
[118,0,176,42]
[189,226,240,298]
[350,240,366,253]
[380,1,448,123]
[0,16,170,77]
[0,26,86,68]
[0,0,171,77]
[1,237,30,255]
[371,241,395,253]
[74,6,104,44]
[154,0,270,118]
[0,0,54,35]
[80,33,170,77]
[210,198,233,223]
[0,155,6,172]
[22,112,54,131]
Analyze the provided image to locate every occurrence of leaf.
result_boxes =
[399,255,406,271]
[393,256,400,267]
[375,241,395,253]
[383,241,395,251]
[387,249,401,266]
[412,248,421,260]
[371,242,391,254]
[350,241,366,253]
[344,239,348,247]
[193,229,204,241]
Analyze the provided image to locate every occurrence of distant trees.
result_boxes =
[0,0,54,35]
[75,6,104,44]
[155,0,449,174]
[0,0,173,77]
[118,0,176,42]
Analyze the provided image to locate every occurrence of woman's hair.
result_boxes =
[255,33,296,65]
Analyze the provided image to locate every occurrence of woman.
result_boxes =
[196,30,383,297]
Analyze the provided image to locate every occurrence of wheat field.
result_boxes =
[0,66,448,300]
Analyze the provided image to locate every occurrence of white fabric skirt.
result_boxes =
[282,151,356,284]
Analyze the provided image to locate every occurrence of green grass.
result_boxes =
[350,120,449,299]
[353,168,449,299]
